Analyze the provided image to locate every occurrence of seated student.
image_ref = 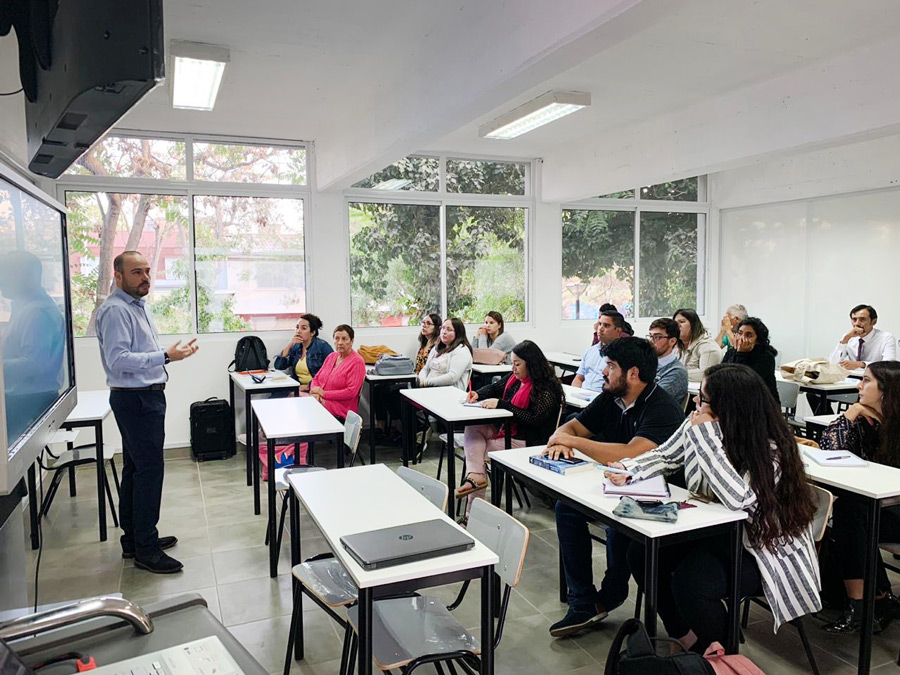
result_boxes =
[829,304,896,369]
[456,340,563,519]
[308,324,366,421]
[820,361,900,633]
[607,363,821,654]
[715,303,748,349]
[721,317,779,403]
[417,317,473,391]
[648,318,688,403]
[374,313,442,443]
[472,311,516,362]
[542,338,684,637]
[574,310,626,391]
[273,313,333,391]
[591,303,618,345]
[673,308,722,382]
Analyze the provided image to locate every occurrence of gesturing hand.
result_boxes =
[166,339,198,362]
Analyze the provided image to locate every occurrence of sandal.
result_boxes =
[455,474,488,499]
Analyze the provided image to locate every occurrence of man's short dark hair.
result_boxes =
[601,310,626,331]
[606,337,658,384]
[650,318,680,340]
[113,250,143,274]
[850,304,877,321]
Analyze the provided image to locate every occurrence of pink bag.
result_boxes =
[703,642,766,674]
[258,443,308,481]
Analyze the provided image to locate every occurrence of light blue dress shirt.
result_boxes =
[95,288,168,388]
[576,343,608,392]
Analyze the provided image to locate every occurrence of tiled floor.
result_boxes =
[24,442,900,674]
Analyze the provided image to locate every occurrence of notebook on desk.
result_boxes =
[1,636,244,675]
[602,474,670,499]
[340,519,475,570]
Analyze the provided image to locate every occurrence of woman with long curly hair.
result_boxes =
[721,316,779,402]
[821,360,900,633]
[607,363,820,653]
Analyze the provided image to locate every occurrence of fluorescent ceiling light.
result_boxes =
[479,91,591,140]
[372,178,412,190]
[170,40,230,111]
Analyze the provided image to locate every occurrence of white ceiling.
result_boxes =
[6,0,900,195]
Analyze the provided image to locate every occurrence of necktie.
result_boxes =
[856,338,864,363]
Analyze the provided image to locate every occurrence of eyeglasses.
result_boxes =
[697,392,711,405]
[646,334,669,342]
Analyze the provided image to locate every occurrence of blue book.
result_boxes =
[529,454,593,475]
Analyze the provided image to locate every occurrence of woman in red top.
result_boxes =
[309,324,366,421]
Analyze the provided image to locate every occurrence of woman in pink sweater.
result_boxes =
[309,324,366,421]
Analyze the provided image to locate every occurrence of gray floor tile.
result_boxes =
[227,612,343,671]
[212,545,294,585]
[217,573,295,626]
[130,587,223,622]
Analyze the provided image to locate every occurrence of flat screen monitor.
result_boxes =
[0,164,76,494]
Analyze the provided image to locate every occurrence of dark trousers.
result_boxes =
[627,535,761,652]
[831,500,900,591]
[555,501,631,611]
[110,390,166,558]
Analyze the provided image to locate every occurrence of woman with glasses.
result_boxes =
[820,361,900,633]
[415,313,442,373]
[721,316,779,402]
[418,317,473,391]
[607,363,820,654]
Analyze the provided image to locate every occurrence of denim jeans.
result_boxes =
[555,500,631,611]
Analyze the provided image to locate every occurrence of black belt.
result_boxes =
[110,384,166,391]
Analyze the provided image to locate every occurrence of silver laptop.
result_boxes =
[340,519,475,570]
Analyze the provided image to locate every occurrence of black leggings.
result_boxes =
[830,500,900,591]
[627,535,762,653]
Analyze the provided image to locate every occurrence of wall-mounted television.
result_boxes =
[0,164,76,494]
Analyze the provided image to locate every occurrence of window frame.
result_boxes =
[561,179,709,322]
[344,152,534,328]
[56,130,311,338]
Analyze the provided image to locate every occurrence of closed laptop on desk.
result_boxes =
[341,519,474,570]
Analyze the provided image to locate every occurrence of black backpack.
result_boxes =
[228,335,269,372]
[605,619,714,675]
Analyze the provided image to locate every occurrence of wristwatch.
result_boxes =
[164,353,171,365]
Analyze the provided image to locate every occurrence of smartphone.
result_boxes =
[556,456,583,464]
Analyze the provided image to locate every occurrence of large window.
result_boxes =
[561,178,706,320]
[60,133,308,336]
[348,156,531,327]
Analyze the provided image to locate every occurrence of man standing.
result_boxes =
[828,304,895,369]
[573,311,626,391]
[544,338,684,637]
[648,318,688,403]
[96,251,197,573]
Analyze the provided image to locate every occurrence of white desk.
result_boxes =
[229,370,300,487]
[286,465,499,675]
[251,397,345,577]
[61,390,113,543]
[545,351,582,374]
[400,387,513,517]
[688,372,860,396]
[847,368,866,379]
[471,363,512,375]
[562,384,600,410]
[488,445,747,650]
[803,458,900,673]
[364,369,417,464]
[802,413,838,441]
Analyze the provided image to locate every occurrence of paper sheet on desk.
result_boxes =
[602,474,670,498]
[802,448,867,467]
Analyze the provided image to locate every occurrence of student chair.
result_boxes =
[344,498,530,674]
[265,410,364,557]
[776,379,806,436]
[282,467,450,675]
[37,441,121,526]
[738,483,834,675]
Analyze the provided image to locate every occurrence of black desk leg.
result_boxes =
[859,498,880,675]
[336,432,345,469]
[445,421,456,518]
[369,381,377,466]
[505,473,513,514]
[68,464,76,496]
[289,489,303,660]
[245,392,254,487]
[490,465,502,508]
[400,398,411,467]
[643,539,660,638]
[252,413,261,515]
[268,438,278,578]
[357,587,373,675]
[727,521,743,653]
[95,421,107,542]
[229,378,237,459]
[504,419,512,450]
[308,442,315,466]
[28,464,39,550]
[481,565,496,675]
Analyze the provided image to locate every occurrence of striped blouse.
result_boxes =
[620,418,822,631]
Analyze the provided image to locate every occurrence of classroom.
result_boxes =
[0,1,899,673]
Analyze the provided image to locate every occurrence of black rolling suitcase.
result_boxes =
[190,397,235,461]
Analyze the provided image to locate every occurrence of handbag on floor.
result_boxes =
[605,619,766,675]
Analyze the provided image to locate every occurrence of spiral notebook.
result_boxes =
[602,474,670,499]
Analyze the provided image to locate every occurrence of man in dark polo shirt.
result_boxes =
[544,337,684,637]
